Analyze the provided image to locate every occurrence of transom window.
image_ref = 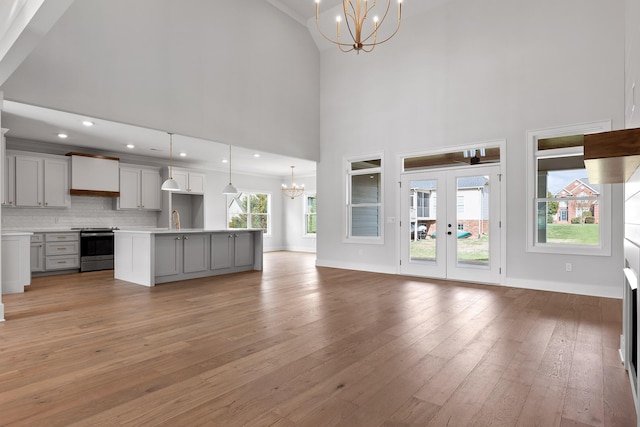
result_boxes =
[227,192,270,235]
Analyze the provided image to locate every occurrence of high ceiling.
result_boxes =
[0,0,449,178]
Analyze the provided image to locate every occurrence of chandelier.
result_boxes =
[315,0,403,54]
[282,166,305,199]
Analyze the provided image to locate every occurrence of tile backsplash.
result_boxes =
[2,196,159,230]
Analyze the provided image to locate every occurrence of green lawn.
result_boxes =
[545,223,599,245]
[410,235,489,264]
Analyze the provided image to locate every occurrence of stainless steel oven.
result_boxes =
[75,228,118,272]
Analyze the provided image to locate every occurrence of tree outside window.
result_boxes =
[305,195,317,236]
[228,192,270,234]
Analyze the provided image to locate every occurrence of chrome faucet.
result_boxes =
[171,210,180,230]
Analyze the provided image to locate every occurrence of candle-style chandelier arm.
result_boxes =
[315,0,403,53]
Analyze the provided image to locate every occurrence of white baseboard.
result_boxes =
[312,260,622,299]
[0,302,4,321]
[315,258,397,275]
[503,276,622,299]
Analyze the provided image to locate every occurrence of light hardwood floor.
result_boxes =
[0,251,636,426]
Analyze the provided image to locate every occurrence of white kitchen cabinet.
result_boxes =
[3,153,15,206]
[30,233,45,273]
[141,169,161,210]
[2,233,32,294]
[211,231,254,270]
[171,168,205,194]
[117,165,161,210]
[13,153,69,208]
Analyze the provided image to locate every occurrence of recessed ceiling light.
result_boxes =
[179,152,187,157]
[126,144,135,149]
[222,159,228,163]
[82,120,94,127]
[58,133,68,139]
[253,153,260,158]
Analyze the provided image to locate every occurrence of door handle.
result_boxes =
[447,231,452,235]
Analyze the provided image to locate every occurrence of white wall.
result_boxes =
[282,175,316,253]
[317,0,626,297]
[0,0,320,161]
[203,168,289,253]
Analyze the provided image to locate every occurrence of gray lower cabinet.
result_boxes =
[155,235,181,278]
[155,233,209,278]
[31,231,79,273]
[211,232,254,270]
[183,234,209,273]
[44,232,79,270]
[30,234,45,272]
[115,230,263,286]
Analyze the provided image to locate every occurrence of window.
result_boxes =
[527,121,611,255]
[305,194,317,236]
[227,192,270,234]
[457,195,464,215]
[346,155,383,242]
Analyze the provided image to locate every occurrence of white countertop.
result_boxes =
[1,231,34,236]
[114,228,265,234]
[2,228,78,233]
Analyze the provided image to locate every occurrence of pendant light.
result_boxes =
[161,132,180,191]
[222,144,238,194]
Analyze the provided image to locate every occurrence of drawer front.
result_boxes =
[45,233,79,242]
[45,255,79,270]
[46,242,79,255]
[31,233,44,243]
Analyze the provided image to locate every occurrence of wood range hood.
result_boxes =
[66,152,121,197]
[583,127,640,184]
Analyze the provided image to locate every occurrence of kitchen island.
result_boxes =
[114,229,263,286]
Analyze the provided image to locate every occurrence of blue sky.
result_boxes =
[547,169,587,195]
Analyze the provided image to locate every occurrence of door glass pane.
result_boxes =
[456,175,489,267]
[409,179,437,263]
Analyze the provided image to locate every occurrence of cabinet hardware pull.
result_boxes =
[57,247,65,250]
[58,261,67,264]
[228,235,232,238]
[38,202,42,205]
[45,202,48,206]
[234,234,238,238]
[175,237,181,240]
[184,236,189,240]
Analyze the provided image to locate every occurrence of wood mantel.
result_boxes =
[584,127,640,184]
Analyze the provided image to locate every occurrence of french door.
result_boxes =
[400,165,501,283]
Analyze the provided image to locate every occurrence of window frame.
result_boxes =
[526,121,612,256]
[226,191,272,236]
[344,153,384,244]
[304,193,317,238]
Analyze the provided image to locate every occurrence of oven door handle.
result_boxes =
[81,232,114,237]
